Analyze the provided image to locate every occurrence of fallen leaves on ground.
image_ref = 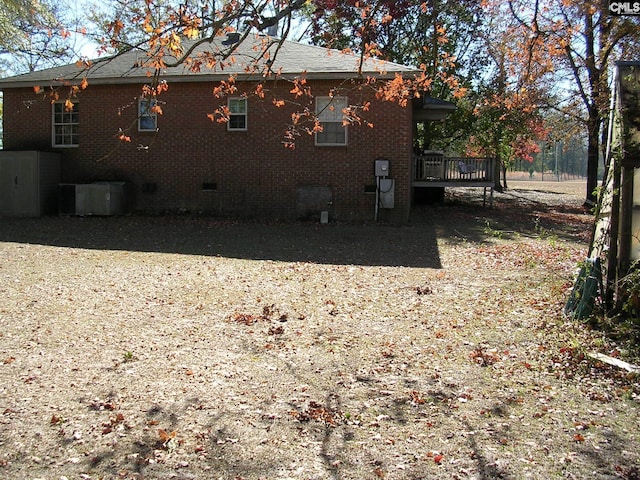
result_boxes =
[0,184,638,479]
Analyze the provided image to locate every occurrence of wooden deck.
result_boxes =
[412,155,496,206]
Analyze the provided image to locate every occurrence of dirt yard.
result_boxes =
[1,182,638,480]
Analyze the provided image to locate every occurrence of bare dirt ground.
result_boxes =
[1,181,639,480]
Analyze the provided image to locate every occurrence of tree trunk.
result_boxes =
[502,163,508,190]
[585,113,600,206]
[493,156,503,192]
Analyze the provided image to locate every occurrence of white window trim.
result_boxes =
[315,96,348,146]
[227,97,248,131]
[138,98,158,132]
[52,101,79,148]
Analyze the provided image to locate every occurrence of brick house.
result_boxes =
[0,35,455,221]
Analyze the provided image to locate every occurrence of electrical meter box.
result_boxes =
[374,159,390,177]
[379,178,395,208]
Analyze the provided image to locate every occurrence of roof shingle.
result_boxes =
[0,35,417,88]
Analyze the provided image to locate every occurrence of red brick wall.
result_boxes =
[2,79,412,221]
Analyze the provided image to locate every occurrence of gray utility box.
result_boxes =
[378,178,395,208]
[60,182,125,216]
[0,151,61,217]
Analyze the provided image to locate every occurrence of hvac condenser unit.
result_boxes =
[59,182,125,216]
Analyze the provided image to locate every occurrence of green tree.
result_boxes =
[0,0,80,74]
[0,0,50,54]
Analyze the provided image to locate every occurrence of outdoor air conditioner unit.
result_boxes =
[59,182,125,216]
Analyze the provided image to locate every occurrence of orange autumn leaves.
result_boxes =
[33,76,89,111]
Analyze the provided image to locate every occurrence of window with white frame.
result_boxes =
[138,98,157,131]
[52,101,79,147]
[227,97,247,131]
[315,96,347,146]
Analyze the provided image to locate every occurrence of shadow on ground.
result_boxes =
[0,215,443,268]
[0,187,590,268]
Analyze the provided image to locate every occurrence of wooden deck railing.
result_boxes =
[413,155,496,183]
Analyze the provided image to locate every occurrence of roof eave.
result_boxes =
[0,70,415,90]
